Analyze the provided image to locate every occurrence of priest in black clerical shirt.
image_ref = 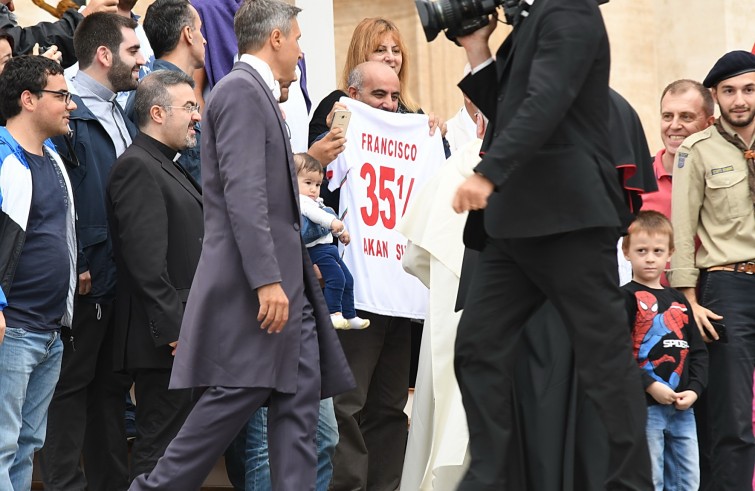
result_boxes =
[106,69,203,480]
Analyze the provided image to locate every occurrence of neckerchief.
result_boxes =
[714,118,755,205]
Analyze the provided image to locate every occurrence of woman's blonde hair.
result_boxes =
[339,17,420,113]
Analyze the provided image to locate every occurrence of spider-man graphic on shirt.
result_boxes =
[630,290,689,389]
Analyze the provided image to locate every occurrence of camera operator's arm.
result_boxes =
[464,5,605,189]
[456,15,498,121]
[457,13,497,70]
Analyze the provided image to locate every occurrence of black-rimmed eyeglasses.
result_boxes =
[39,89,73,105]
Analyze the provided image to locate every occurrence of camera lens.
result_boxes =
[414,0,443,42]
[415,0,503,43]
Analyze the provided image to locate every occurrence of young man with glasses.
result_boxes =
[0,55,78,491]
[38,12,145,491]
[106,69,203,481]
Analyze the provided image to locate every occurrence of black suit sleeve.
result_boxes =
[458,62,499,123]
[468,4,605,187]
[108,154,183,346]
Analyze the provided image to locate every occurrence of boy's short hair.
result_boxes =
[622,210,674,252]
[294,152,324,176]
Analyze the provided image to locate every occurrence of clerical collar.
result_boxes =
[141,133,180,161]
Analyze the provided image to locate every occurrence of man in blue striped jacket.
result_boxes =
[0,55,77,491]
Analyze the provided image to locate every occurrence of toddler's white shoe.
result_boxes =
[346,316,370,330]
[330,313,350,329]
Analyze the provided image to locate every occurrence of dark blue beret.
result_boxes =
[703,50,755,88]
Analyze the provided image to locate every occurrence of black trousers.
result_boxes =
[330,312,411,491]
[129,369,194,482]
[454,228,652,491]
[697,271,755,491]
[39,300,132,491]
[513,302,609,490]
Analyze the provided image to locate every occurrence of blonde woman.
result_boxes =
[309,17,435,145]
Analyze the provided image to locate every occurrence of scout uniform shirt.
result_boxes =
[669,118,755,289]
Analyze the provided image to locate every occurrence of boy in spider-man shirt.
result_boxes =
[622,210,708,491]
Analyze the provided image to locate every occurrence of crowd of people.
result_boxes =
[1,0,755,490]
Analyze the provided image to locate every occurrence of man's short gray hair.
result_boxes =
[133,69,195,129]
[234,0,301,55]
[347,65,365,92]
[661,79,715,117]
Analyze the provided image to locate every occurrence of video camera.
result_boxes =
[415,0,610,43]
[414,0,506,43]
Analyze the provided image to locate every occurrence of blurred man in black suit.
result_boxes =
[451,1,652,489]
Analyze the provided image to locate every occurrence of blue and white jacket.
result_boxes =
[0,127,77,327]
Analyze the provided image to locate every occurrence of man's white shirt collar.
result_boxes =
[239,54,281,101]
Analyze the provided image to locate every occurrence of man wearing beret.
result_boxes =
[669,50,755,490]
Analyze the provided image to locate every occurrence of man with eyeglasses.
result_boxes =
[106,69,202,481]
[129,1,353,489]
[139,0,206,184]
[38,12,145,491]
[0,55,78,491]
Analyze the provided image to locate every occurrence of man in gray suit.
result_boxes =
[129,1,354,490]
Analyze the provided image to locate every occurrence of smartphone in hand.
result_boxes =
[331,110,351,133]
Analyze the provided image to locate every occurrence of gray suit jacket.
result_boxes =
[170,61,354,398]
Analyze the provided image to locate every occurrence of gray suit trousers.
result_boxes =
[129,308,321,491]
